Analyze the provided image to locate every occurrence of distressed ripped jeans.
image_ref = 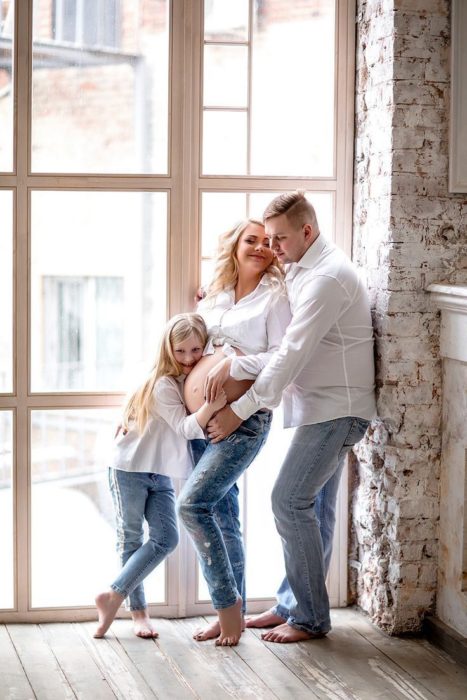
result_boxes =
[270,417,370,635]
[177,411,272,611]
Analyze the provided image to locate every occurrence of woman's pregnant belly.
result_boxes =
[184,347,254,414]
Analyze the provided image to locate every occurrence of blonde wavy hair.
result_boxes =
[122,313,208,434]
[204,218,284,301]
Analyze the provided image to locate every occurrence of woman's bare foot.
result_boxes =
[261,622,326,643]
[94,590,124,638]
[216,598,243,646]
[193,615,245,641]
[245,608,285,628]
[132,609,159,639]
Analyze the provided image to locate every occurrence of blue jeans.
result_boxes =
[109,468,179,611]
[270,417,370,634]
[177,411,272,611]
[190,440,246,613]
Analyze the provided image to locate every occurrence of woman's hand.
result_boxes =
[204,357,232,403]
[207,406,242,443]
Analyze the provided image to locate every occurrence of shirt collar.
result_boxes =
[296,234,327,269]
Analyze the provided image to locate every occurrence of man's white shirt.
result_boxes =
[230,235,377,428]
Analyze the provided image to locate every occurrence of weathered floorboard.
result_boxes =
[0,625,35,700]
[2,609,466,700]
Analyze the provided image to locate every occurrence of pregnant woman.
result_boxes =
[177,218,291,646]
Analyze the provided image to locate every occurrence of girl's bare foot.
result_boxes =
[245,608,285,628]
[132,609,159,638]
[94,590,124,638]
[193,615,245,641]
[216,598,243,646]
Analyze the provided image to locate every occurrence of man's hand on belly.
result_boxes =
[204,357,232,403]
[206,405,242,443]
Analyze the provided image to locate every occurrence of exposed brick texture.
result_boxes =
[351,0,467,634]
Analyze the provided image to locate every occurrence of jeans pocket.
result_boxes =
[343,418,370,447]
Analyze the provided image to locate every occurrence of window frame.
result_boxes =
[0,0,355,622]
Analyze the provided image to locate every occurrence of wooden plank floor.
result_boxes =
[1,608,466,700]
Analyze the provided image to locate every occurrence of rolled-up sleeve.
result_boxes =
[154,379,205,440]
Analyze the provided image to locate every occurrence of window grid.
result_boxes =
[0,0,355,622]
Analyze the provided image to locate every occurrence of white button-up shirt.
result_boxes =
[197,273,292,373]
[230,235,376,428]
[110,375,205,478]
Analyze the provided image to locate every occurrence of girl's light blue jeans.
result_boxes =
[109,468,179,611]
[177,411,272,611]
[270,416,370,635]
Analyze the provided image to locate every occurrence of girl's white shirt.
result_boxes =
[197,273,292,375]
[110,375,205,478]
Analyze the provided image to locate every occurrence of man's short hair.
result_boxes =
[263,190,320,233]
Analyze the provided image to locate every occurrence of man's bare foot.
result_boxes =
[245,608,285,628]
[132,609,159,639]
[94,590,124,638]
[216,598,243,646]
[261,622,326,643]
[193,616,245,641]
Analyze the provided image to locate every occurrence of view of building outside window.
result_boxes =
[31,0,169,173]
[202,0,335,177]
[0,0,14,171]
[28,188,167,607]
[0,411,13,609]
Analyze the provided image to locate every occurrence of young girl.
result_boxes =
[94,313,226,639]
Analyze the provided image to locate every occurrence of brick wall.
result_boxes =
[351,0,467,634]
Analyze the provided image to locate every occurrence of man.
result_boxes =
[205,190,376,643]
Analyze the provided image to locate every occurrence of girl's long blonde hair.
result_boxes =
[204,218,284,301]
[122,313,208,434]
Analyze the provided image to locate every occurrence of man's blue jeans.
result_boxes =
[109,469,179,610]
[270,416,369,635]
[177,411,272,611]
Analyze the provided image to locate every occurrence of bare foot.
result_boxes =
[132,609,159,639]
[261,622,326,643]
[94,590,124,638]
[245,608,285,628]
[216,598,243,646]
[193,616,245,641]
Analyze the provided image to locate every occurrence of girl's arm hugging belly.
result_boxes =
[184,347,254,414]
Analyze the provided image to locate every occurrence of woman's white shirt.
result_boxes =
[110,375,205,478]
[197,274,291,376]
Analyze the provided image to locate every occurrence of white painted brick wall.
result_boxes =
[351,0,467,633]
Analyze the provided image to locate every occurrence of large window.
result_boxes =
[0,0,355,621]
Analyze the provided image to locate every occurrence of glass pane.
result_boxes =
[0,190,13,392]
[250,0,335,176]
[31,409,166,608]
[204,45,248,108]
[245,406,295,598]
[0,0,14,170]
[203,110,247,175]
[31,0,169,173]
[0,411,14,609]
[201,191,247,258]
[31,191,167,392]
[204,0,249,42]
